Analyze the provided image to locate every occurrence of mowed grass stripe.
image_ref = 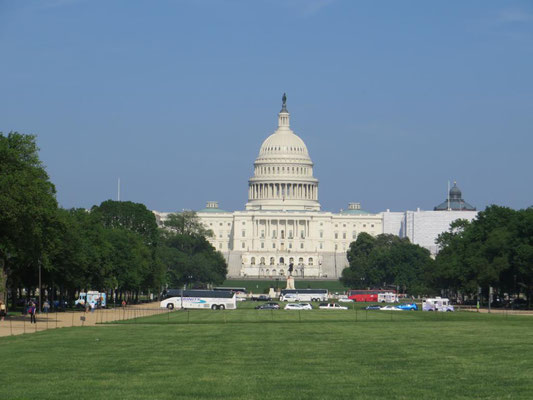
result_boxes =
[2,312,532,400]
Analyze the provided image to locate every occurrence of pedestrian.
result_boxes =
[0,301,6,321]
[29,302,37,324]
[43,299,50,314]
[90,302,95,313]
[121,300,126,308]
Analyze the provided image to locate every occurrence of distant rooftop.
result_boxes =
[434,182,476,211]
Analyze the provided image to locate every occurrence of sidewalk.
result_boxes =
[0,302,164,337]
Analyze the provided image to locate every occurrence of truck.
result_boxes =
[422,297,454,312]
[75,291,107,308]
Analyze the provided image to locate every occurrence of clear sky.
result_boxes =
[1,0,532,213]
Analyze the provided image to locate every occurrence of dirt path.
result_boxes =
[0,303,165,337]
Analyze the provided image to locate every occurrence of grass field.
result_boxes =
[221,279,349,293]
[2,307,532,400]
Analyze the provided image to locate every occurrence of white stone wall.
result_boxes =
[382,210,478,256]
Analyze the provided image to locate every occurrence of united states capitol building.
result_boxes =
[154,96,477,279]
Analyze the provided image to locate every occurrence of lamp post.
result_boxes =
[38,260,42,314]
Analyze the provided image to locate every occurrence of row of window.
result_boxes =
[255,165,310,176]
[250,256,314,266]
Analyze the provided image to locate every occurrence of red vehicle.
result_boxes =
[348,289,397,303]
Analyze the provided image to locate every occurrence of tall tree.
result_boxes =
[0,132,58,304]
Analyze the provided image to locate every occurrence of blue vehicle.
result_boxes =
[395,303,418,311]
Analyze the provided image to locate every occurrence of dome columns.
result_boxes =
[248,182,318,201]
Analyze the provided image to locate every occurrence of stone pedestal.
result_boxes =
[286,276,295,289]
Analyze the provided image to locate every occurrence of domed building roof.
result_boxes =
[434,182,476,211]
[245,94,320,211]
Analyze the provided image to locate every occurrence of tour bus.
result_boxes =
[160,289,237,310]
[348,289,398,303]
[422,297,454,312]
[280,289,328,302]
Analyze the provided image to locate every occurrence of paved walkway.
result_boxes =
[0,303,165,337]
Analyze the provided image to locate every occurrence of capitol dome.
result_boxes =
[245,94,320,211]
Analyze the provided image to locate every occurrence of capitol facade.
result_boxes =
[154,95,478,279]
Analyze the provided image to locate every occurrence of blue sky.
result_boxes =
[1,0,532,213]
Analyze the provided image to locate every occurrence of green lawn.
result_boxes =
[2,310,532,399]
[221,279,349,294]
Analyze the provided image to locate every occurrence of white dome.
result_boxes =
[246,95,320,212]
[258,129,310,161]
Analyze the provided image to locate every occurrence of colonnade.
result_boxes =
[252,218,311,239]
[248,182,317,201]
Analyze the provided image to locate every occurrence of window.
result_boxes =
[272,230,277,239]
[261,230,265,238]
[272,243,276,248]
[280,257,285,265]
[371,224,374,228]
[281,230,285,239]
[308,258,313,266]
[270,257,275,265]
[260,257,265,265]
[300,230,305,239]
[319,231,323,238]
[219,243,223,249]
[242,242,245,249]
[289,257,294,264]
[289,243,292,249]
[261,242,265,249]
[335,224,338,228]
[319,242,323,249]
[219,223,223,226]
[251,257,256,265]
[300,243,304,249]
[335,244,338,251]
[343,232,346,239]
[242,230,246,237]
[242,221,245,225]
[363,224,366,228]
[343,224,346,227]
[288,230,293,239]
[334,233,338,239]
[352,231,356,239]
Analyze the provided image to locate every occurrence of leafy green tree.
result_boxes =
[0,132,58,304]
[163,211,213,237]
[341,233,434,295]
[435,206,533,305]
[159,212,226,288]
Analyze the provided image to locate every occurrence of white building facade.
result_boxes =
[154,97,478,278]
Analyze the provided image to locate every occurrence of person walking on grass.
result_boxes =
[0,301,6,321]
[29,302,37,324]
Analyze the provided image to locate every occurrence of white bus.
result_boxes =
[160,289,236,310]
[280,289,328,302]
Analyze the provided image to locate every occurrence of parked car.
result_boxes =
[282,294,299,302]
[364,305,381,310]
[255,303,279,310]
[264,302,280,309]
[318,303,348,310]
[396,303,418,311]
[338,297,354,303]
[285,303,311,310]
[380,305,402,311]
[252,294,272,301]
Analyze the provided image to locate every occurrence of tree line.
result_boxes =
[0,132,227,308]
[341,206,532,306]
